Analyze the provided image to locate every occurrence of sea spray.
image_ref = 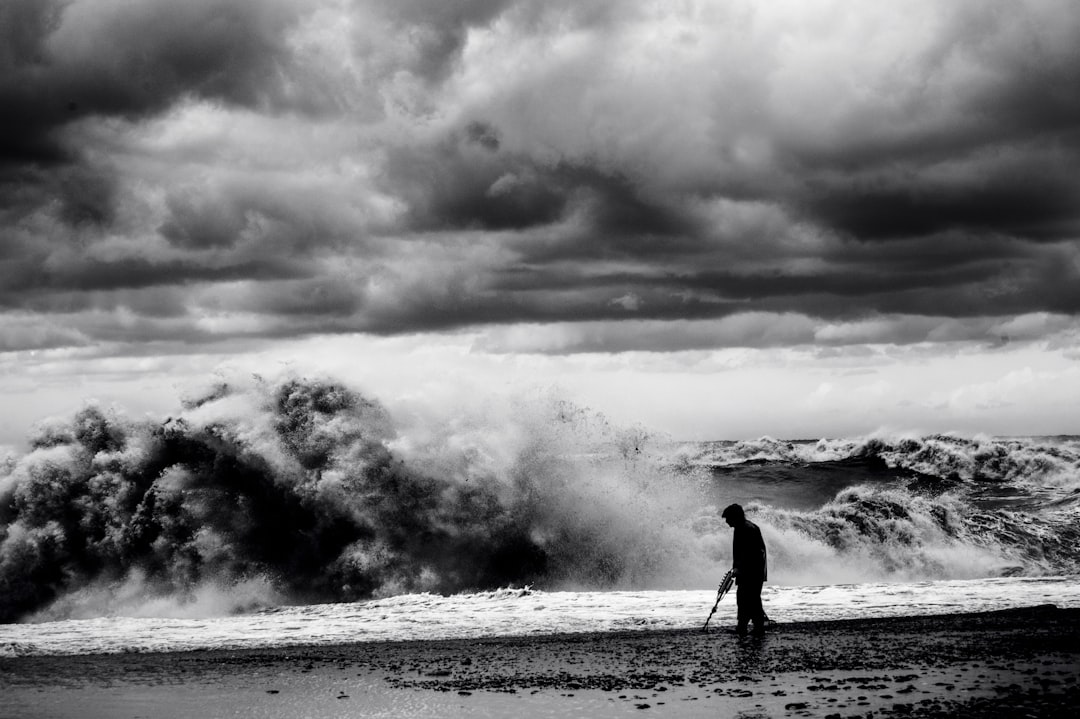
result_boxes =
[754,489,1023,584]
[0,376,718,622]
[2,375,1078,624]
[23,570,285,622]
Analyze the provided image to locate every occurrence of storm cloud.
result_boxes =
[2,0,1080,354]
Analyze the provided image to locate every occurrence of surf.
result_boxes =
[1,374,1077,623]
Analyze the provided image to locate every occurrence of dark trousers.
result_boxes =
[736,579,765,632]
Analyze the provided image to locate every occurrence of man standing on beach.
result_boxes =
[722,503,768,636]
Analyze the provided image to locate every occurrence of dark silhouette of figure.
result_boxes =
[722,503,767,636]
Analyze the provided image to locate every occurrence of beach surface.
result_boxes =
[2,605,1078,718]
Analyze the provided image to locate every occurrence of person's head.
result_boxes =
[721,503,745,528]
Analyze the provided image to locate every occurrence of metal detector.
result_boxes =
[702,568,735,632]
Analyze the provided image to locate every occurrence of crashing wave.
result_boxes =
[686,432,1080,491]
[0,376,712,622]
[755,486,1079,584]
[2,376,1077,623]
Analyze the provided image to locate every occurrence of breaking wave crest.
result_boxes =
[1,375,1077,623]
[0,376,712,622]
[686,433,1080,493]
[755,487,1079,584]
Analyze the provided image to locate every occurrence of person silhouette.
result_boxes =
[722,503,768,636]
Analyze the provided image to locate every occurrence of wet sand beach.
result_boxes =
[2,605,1078,718]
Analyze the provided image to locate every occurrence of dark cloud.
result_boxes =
[777,5,1080,247]
[160,191,252,250]
[54,165,118,227]
[389,129,701,244]
[959,3,1080,142]
[0,0,68,163]
[0,257,309,309]
[567,168,703,243]
[464,120,501,152]
[380,0,513,83]
[232,278,364,319]
[800,149,1080,242]
[0,0,306,167]
[388,135,569,231]
[1,0,1080,353]
[0,0,59,68]
[0,163,117,235]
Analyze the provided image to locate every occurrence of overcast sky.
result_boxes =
[2,0,1079,444]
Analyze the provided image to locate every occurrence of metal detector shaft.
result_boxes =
[702,568,735,631]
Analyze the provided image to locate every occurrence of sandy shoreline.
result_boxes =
[2,605,1078,718]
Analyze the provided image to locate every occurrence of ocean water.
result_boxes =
[2,377,1079,657]
[2,577,1079,657]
